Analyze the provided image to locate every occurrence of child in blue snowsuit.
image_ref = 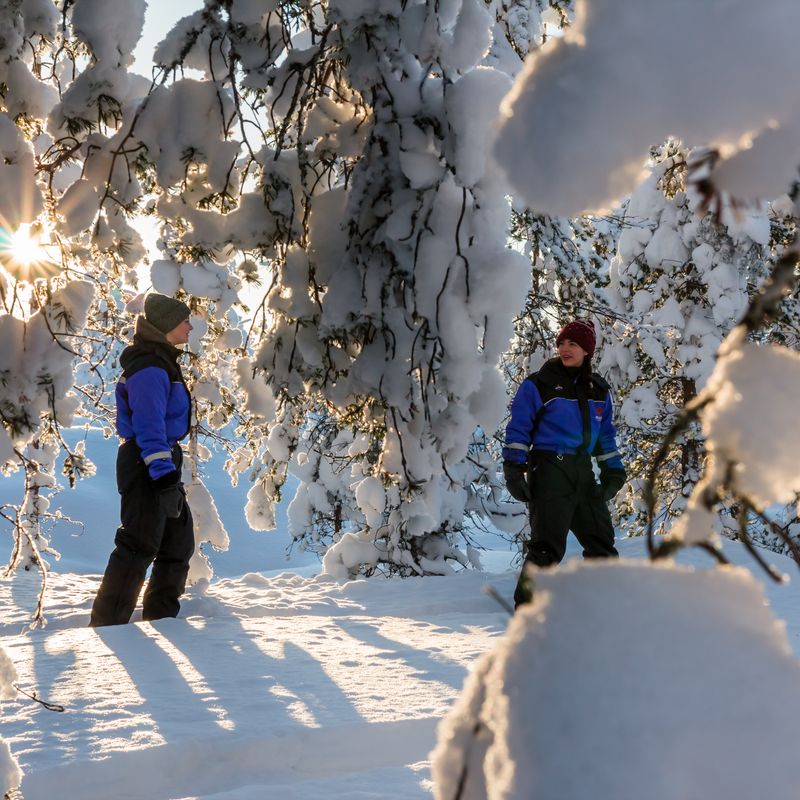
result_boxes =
[503,319,626,607]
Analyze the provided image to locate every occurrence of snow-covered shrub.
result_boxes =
[433,559,800,799]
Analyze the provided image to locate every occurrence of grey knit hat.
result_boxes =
[144,293,191,334]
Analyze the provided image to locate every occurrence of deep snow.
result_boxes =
[2,563,515,799]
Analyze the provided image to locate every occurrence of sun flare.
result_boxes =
[8,225,45,265]
[0,224,59,280]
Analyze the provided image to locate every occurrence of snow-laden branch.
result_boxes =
[495,0,800,215]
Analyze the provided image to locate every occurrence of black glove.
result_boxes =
[152,470,185,519]
[503,461,530,502]
[599,462,626,501]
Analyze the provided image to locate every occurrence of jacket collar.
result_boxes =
[536,357,574,386]
[536,356,610,393]
[133,317,182,361]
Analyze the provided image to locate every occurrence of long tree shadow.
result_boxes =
[94,622,240,741]
[2,610,364,780]
[333,618,473,691]
[0,621,177,774]
[3,571,106,772]
[154,614,364,735]
[0,624,82,773]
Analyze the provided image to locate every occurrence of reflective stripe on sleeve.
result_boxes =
[505,443,529,452]
[596,450,620,462]
[143,450,173,465]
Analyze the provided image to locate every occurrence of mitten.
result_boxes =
[599,462,626,501]
[152,470,185,519]
[503,461,530,502]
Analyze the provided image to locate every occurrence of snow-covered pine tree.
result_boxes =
[597,142,786,540]
[128,0,532,577]
[280,0,571,572]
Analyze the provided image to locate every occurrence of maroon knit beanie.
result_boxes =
[556,319,596,357]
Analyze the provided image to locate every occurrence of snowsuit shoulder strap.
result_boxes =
[524,372,548,442]
[589,371,610,393]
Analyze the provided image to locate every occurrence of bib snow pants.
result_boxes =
[514,450,618,606]
[90,440,194,626]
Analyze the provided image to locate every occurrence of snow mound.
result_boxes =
[433,558,800,799]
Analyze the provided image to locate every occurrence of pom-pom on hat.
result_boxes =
[556,318,596,357]
[144,293,191,335]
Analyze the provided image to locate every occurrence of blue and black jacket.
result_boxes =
[503,357,624,470]
[115,317,191,480]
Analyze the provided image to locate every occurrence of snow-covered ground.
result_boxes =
[1,566,516,800]
[3,519,800,799]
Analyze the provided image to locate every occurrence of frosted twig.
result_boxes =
[14,684,65,713]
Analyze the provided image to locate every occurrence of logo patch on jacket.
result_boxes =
[595,406,604,418]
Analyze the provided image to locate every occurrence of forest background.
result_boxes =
[3,0,798,599]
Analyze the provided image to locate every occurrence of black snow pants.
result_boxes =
[90,440,194,626]
[514,451,618,607]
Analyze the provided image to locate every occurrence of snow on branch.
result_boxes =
[495,0,800,216]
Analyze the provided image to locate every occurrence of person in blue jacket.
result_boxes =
[503,318,626,607]
[90,294,195,626]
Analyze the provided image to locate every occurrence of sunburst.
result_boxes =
[0,224,60,281]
